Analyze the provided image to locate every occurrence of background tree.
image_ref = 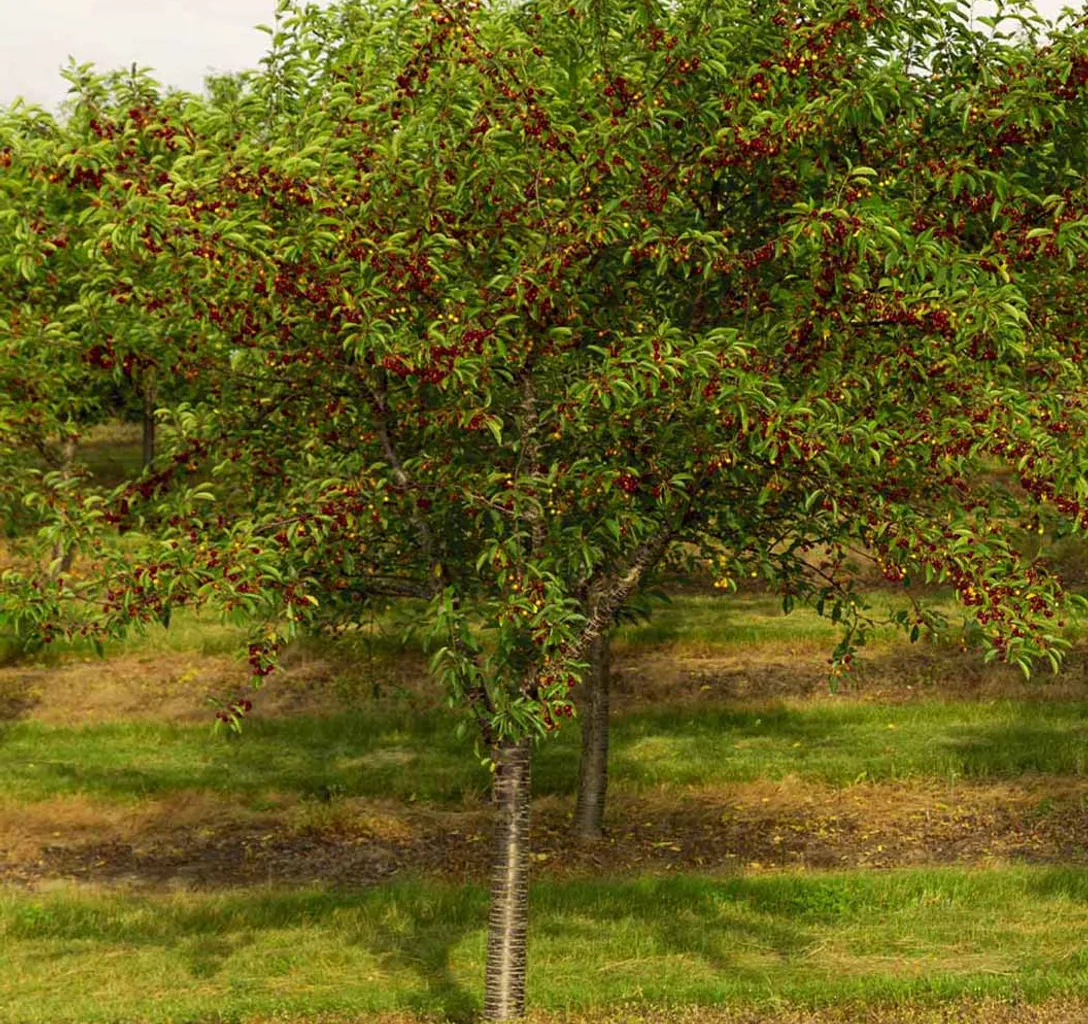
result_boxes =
[0,96,112,561]
[7,1,1088,1019]
[0,65,213,568]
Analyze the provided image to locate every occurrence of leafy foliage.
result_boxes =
[4,0,1088,733]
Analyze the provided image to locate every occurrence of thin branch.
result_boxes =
[515,374,546,555]
[329,575,438,600]
[361,365,439,573]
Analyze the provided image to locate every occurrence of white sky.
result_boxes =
[0,0,282,109]
[0,0,1076,110]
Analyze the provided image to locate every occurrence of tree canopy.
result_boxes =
[5,0,1088,1016]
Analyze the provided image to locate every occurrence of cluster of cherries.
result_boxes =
[215,697,253,724]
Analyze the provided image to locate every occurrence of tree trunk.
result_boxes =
[572,629,611,839]
[483,737,532,1021]
[142,373,156,470]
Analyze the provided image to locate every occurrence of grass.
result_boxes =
[3,866,1088,1022]
[602,700,1088,789]
[612,592,907,651]
[1,699,1087,807]
[615,590,1088,652]
[3,519,1088,1023]
[0,583,976,665]
[4,576,1084,687]
[0,588,946,705]
[2,606,250,666]
[0,576,252,669]
[79,431,146,487]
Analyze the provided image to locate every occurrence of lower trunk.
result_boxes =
[572,629,611,839]
[483,737,532,1021]
[51,437,76,576]
[142,375,156,469]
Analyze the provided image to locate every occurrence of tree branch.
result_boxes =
[515,373,546,555]
[362,365,440,574]
[543,521,677,685]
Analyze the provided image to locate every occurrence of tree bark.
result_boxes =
[572,629,611,840]
[142,373,156,470]
[483,737,532,1021]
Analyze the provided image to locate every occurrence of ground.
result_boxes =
[2,592,1088,1021]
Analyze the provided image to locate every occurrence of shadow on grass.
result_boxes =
[14,868,1088,1018]
[1026,865,1088,901]
[935,717,1088,778]
[359,885,485,1021]
[534,874,813,975]
[1,877,819,1019]
[11,867,1088,1018]
[4,885,477,1018]
[558,700,1088,791]
[2,693,1088,805]
[0,712,487,804]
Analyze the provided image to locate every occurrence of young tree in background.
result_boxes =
[0,64,212,565]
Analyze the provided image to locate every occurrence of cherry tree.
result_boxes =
[6,0,1088,1017]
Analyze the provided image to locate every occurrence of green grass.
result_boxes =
[2,699,1087,806]
[9,607,249,665]
[601,700,1088,789]
[612,593,899,650]
[79,436,145,488]
[614,590,1088,650]
[5,438,1088,1023]
[4,588,974,668]
[2,866,1088,1022]
[0,610,246,670]
[8,586,1086,686]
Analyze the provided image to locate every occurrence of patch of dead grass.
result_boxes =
[610,642,1088,710]
[0,789,277,862]
[5,594,1087,726]
[0,653,250,724]
[4,776,1087,891]
[0,645,432,725]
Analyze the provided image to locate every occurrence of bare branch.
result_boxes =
[333,575,439,600]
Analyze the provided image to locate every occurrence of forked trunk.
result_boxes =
[572,629,611,839]
[483,737,532,1021]
[142,373,156,469]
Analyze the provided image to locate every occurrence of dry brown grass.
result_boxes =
[0,652,249,724]
[5,584,1087,728]
[610,642,1088,710]
[0,790,282,862]
[4,636,1067,730]
[4,775,1087,891]
[0,785,477,864]
[0,644,432,725]
[0,537,16,573]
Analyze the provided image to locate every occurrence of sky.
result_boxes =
[0,0,284,109]
[0,0,1077,111]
